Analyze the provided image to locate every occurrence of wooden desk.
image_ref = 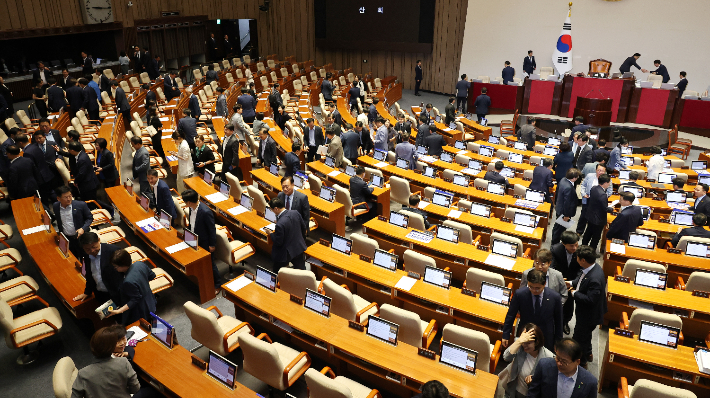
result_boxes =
[599,334,710,395]
[224,276,498,398]
[610,178,693,193]
[473,140,554,160]
[415,151,535,188]
[607,194,674,215]
[306,160,391,218]
[106,186,216,303]
[605,277,710,343]
[363,219,530,287]
[305,243,510,343]
[441,146,538,173]
[250,168,345,236]
[128,322,256,397]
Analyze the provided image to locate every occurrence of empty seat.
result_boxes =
[0,298,63,364]
[183,301,254,356]
[305,367,382,398]
[490,232,524,257]
[321,278,378,324]
[246,185,268,214]
[52,356,78,398]
[402,250,435,277]
[378,304,437,349]
[238,333,311,393]
[682,271,710,292]
[351,233,379,258]
[278,268,318,298]
[618,377,696,398]
[623,308,682,339]
[442,220,473,244]
[465,268,505,293]
[442,324,500,372]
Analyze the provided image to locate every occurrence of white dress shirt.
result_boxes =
[59,203,77,236]
[188,206,198,228]
[177,140,194,177]
[574,263,596,294]
[646,154,665,181]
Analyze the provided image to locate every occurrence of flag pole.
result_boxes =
[569,2,573,17]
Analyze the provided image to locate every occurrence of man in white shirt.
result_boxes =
[645,146,665,181]
[72,232,122,305]
[577,164,613,235]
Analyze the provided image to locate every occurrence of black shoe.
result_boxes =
[564,324,570,335]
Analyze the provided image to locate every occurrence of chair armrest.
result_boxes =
[442,267,451,272]
[472,235,481,245]
[617,377,629,398]
[231,242,255,264]
[0,280,38,295]
[205,305,223,318]
[665,241,673,249]
[223,321,255,353]
[85,200,102,209]
[356,302,379,323]
[615,266,622,277]
[319,366,336,379]
[351,202,369,216]
[507,282,514,290]
[427,225,436,231]
[620,312,629,329]
[283,351,311,388]
[523,248,531,259]
[10,319,61,348]
[366,390,382,398]
[255,332,272,343]
[490,340,502,372]
[462,280,467,288]
[679,331,684,345]
[318,276,327,294]
[308,217,318,231]
[9,294,49,308]
[0,252,22,264]
[706,331,710,349]
[422,319,438,349]
[676,276,686,290]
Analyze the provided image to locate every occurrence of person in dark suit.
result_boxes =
[581,174,611,250]
[65,80,84,118]
[143,84,157,105]
[6,145,41,200]
[530,158,555,202]
[147,169,177,223]
[53,185,93,259]
[444,97,456,125]
[142,48,153,74]
[527,338,598,397]
[147,56,160,80]
[182,189,221,291]
[415,116,431,147]
[405,195,431,229]
[78,78,100,120]
[256,126,277,168]
[81,51,94,75]
[304,118,324,163]
[568,245,607,367]
[619,53,648,74]
[187,88,201,119]
[205,64,218,84]
[278,176,310,227]
[108,250,156,326]
[328,102,342,127]
[341,124,360,166]
[285,145,304,179]
[0,127,18,174]
[350,166,377,218]
[268,84,283,115]
[112,81,132,130]
[209,33,218,60]
[551,230,581,334]
[395,132,417,170]
[607,191,644,242]
[237,88,257,124]
[672,213,710,246]
[223,35,233,57]
[593,138,609,160]
[321,73,334,102]
[98,69,111,94]
[94,138,117,188]
[523,50,536,75]
[192,135,216,176]
[423,127,446,157]
[177,108,198,149]
[573,134,594,171]
[369,99,380,125]
[131,136,150,194]
[650,60,670,83]
[67,141,100,201]
[72,232,122,305]
[455,74,471,113]
[268,197,307,271]
[46,80,66,113]
[32,61,52,88]
[518,117,537,150]
[502,269,563,352]
[484,161,512,190]
[502,61,515,85]
[132,46,145,73]
[551,168,581,245]
[163,71,180,102]
[676,71,688,97]
[220,124,241,178]
[419,103,432,124]
[412,380,448,398]
[274,104,292,132]
[348,84,360,110]
[473,87,491,123]
[394,114,412,135]
[414,60,422,96]
[0,76,15,120]
[24,130,61,200]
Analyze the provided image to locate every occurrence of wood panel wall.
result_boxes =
[0,0,468,93]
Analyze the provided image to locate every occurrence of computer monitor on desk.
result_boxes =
[204,170,215,185]
[487,182,506,196]
[432,192,453,208]
[207,351,237,389]
[452,174,469,187]
[332,234,352,255]
[256,266,278,292]
[124,179,134,195]
[373,149,387,161]
[304,289,331,317]
[240,193,254,210]
[319,186,336,202]
[440,340,478,374]
[345,165,356,177]
[513,212,536,228]
[508,153,523,164]
[685,241,710,258]
[479,146,493,157]
[396,157,409,169]
[150,312,175,349]
[699,175,710,186]
[423,265,451,289]
[219,181,230,197]
[440,152,453,163]
[184,228,199,250]
[159,210,172,230]
[470,203,491,218]
[366,315,399,346]
[500,167,515,178]
[369,174,384,188]
[480,281,512,306]
[373,249,398,271]
[657,173,676,184]
[488,136,500,145]
[620,185,643,198]
[666,192,687,204]
[42,210,52,231]
[437,225,459,243]
[58,232,70,258]
[628,232,656,250]
[670,210,693,225]
[492,239,517,258]
[634,269,667,290]
[454,140,466,150]
[416,145,428,156]
[423,166,437,178]
[264,207,277,223]
[547,137,560,146]
[638,321,679,349]
[691,160,707,171]
[139,194,150,211]
[543,146,558,156]
[389,211,409,228]
[618,170,631,180]
[268,163,279,176]
[325,156,336,168]
[468,160,482,171]
[525,189,545,204]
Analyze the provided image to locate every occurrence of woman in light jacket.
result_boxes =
[499,323,553,398]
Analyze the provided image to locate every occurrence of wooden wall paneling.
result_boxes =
[20,0,34,29]
[0,0,16,30]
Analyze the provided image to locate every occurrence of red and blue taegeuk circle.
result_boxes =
[556,35,572,53]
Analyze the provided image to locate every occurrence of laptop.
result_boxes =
[500,167,515,178]
[638,320,680,349]
[373,149,387,161]
[513,142,527,151]
[293,173,306,188]
[685,241,710,258]
[621,146,633,155]
[150,312,175,349]
[547,137,560,146]
[454,140,466,150]
[344,165,356,177]
[58,232,70,258]
[207,350,238,389]
[508,153,523,164]
[325,156,336,168]
[525,190,545,204]
[435,115,442,123]
[423,265,452,289]
[159,210,172,230]
[184,228,199,250]
[423,166,437,178]
[416,145,428,155]
[452,174,469,187]
[366,315,399,346]
[436,225,459,243]
[255,266,278,292]
[670,210,693,226]
[319,186,336,202]
[396,157,409,169]
[479,281,512,306]
[240,193,254,210]
[304,289,331,317]
[487,182,506,196]
[620,157,634,167]
[264,206,277,223]
[389,211,409,228]
[479,146,494,157]
[332,234,353,255]
[432,192,453,208]
[543,146,558,156]
[468,160,482,171]
[372,249,398,271]
[699,175,710,185]
[657,173,676,184]
[628,232,656,250]
[513,212,537,228]
[634,269,667,290]
[370,174,384,188]
[219,181,230,197]
[618,170,631,180]
[470,203,491,218]
[491,239,517,258]
[620,185,643,198]
[691,160,707,171]
[666,192,687,204]
[204,169,215,185]
[488,136,500,145]
[439,340,478,374]
[440,152,453,163]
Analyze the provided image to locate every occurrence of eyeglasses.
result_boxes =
[554,355,573,366]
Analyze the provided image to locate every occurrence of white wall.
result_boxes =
[239,19,251,51]
[459,0,710,95]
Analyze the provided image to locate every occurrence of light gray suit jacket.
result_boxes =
[500,345,553,398]
[327,135,343,167]
[520,267,568,304]
[71,357,140,398]
[132,146,150,183]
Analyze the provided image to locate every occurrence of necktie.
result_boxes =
[286,195,291,210]
[534,295,541,313]
[188,208,192,227]
[41,144,46,153]
[574,145,582,164]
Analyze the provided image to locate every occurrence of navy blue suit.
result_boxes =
[341,130,360,163]
[503,287,563,352]
[283,151,301,177]
[677,78,688,97]
[163,75,180,102]
[619,56,642,73]
[484,170,511,190]
[523,56,536,75]
[237,94,256,119]
[177,117,197,146]
[151,180,177,221]
[189,203,220,287]
[188,94,201,118]
[83,85,100,111]
[74,150,100,198]
[551,178,577,245]
[22,142,57,186]
[47,85,66,113]
[119,262,156,326]
[672,226,710,247]
[82,243,122,305]
[529,166,554,202]
[348,86,360,108]
[571,263,607,365]
[527,357,598,398]
[553,151,574,182]
[502,66,515,85]
[423,133,446,157]
[270,209,307,270]
[66,85,84,115]
[7,157,41,200]
[606,205,644,242]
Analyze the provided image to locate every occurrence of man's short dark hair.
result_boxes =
[693,213,707,226]
[268,197,284,209]
[306,118,314,124]
[461,74,467,80]
[633,53,641,57]
[542,158,553,168]
[505,61,510,66]
[172,130,185,140]
[535,248,552,264]
[620,191,636,203]
[527,269,546,285]
[429,125,437,132]
[408,194,421,206]
[618,137,629,146]
[225,124,234,132]
[233,104,242,111]
[595,152,609,163]
[596,163,607,172]
[481,87,488,94]
[579,134,589,142]
[628,171,639,181]
[560,231,579,245]
[291,143,301,152]
[421,380,449,398]
[79,232,100,246]
[55,185,72,197]
[181,189,199,204]
[67,141,82,152]
[280,176,294,185]
[355,165,365,175]
[576,245,600,264]
[147,169,159,178]
[32,130,45,137]
[78,78,89,85]
[111,249,132,268]
[680,71,686,77]
[183,108,192,117]
[6,145,20,156]
[699,183,709,193]
[598,139,606,147]
[528,50,533,55]
[565,168,581,180]
[654,59,661,64]
[672,178,685,189]
[598,174,611,185]
[449,97,454,103]
[574,116,584,124]
[47,77,56,85]
[15,134,29,144]
[650,146,662,154]
[555,338,583,362]
[495,161,504,171]
[325,127,335,137]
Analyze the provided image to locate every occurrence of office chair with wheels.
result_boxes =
[305,367,382,398]
[0,298,63,364]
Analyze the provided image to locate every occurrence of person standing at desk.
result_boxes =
[551,168,581,245]
[577,164,612,237]
[415,116,431,147]
[341,124,360,166]
[523,50,537,76]
[645,146,665,181]
[455,74,471,113]
[502,61,515,85]
[369,99,380,126]
[192,135,216,176]
[521,249,568,305]
[237,88,257,124]
[676,71,688,97]
[473,88,491,123]
[112,81,132,130]
[147,169,177,223]
[526,338,598,397]
[672,213,710,246]
[283,143,302,177]
[187,87,201,120]
[518,117,537,150]
[107,250,156,326]
[607,191,644,242]
[177,109,198,149]
[6,145,41,200]
[321,73,334,103]
[67,141,101,202]
[395,132,417,170]
[619,53,649,74]
[220,124,241,178]
[690,183,710,223]
[608,137,629,172]
[553,142,574,183]
[551,230,580,335]
[32,79,48,118]
[424,127,446,157]
[215,87,228,118]
[182,189,221,293]
[54,185,93,259]
[530,158,554,202]
[571,116,589,136]
[444,97,456,125]
[572,134,593,171]
[373,117,389,152]
[267,197,307,271]
[163,71,180,102]
[581,173,612,250]
[278,176,310,229]
[355,121,373,157]
[651,60,670,83]
[484,161,512,190]
[170,130,195,193]
[46,79,65,114]
[256,126,277,168]
[72,232,122,305]
[304,118,324,163]
[414,60,423,96]
[325,128,343,167]
[350,166,377,219]
[205,64,218,84]
[348,83,360,110]
[395,114,412,135]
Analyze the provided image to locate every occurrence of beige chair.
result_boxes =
[257,62,266,72]
[477,76,491,83]
[647,74,663,88]
[305,367,382,398]
[238,333,311,394]
[676,236,710,252]
[399,209,428,231]
[0,247,23,278]
[53,356,78,398]
[214,228,255,276]
[334,184,370,222]
[183,301,254,356]
[246,185,268,214]
[680,271,710,292]
[278,268,317,298]
[442,169,464,181]
[280,67,289,78]
[455,154,471,166]
[321,278,379,324]
[224,173,246,200]
[0,298,63,364]
[473,178,489,190]
[442,220,473,244]
[618,377,697,398]
[243,55,252,64]
[96,226,130,245]
[351,233,379,258]
[403,250,435,277]
[513,184,528,197]
[140,72,150,84]
[0,275,46,307]
[464,268,505,293]
[364,167,383,179]
[683,90,700,99]
[378,304,437,349]
[441,324,501,372]
[123,247,174,294]
[222,59,231,70]
[490,232,525,257]
[233,58,242,67]
[495,149,510,160]
[308,174,322,192]
[622,308,683,344]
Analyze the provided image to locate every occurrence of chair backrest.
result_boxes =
[204,85,214,97]
[246,185,267,214]
[293,64,300,74]
[351,233,379,258]
[224,172,245,199]
[175,77,184,88]
[257,62,265,72]
[686,271,710,292]
[322,278,358,322]
[457,199,472,212]
[442,324,492,372]
[403,249,435,276]
[674,172,688,183]
[120,80,131,93]
[467,142,480,153]
[647,74,662,82]
[183,301,227,355]
[379,304,425,348]
[293,79,303,92]
[235,69,244,79]
[388,176,412,206]
[495,149,510,160]
[305,368,353,398]
[260,75,270,88]
[53,356,78,398]
[212,63,221,72]
[442,169,463,181]
[621,259,667,280]
[513,184,528,197]
[101,91,113,105]
[172,196,186,229]
[319,68,326,78]
[308,174,322,192]
[193,69,203,80]
[490,232,523,257]
[399,209,426,231]
[442,220,473,244]
[504,208,534,221]
[0,299,16,347]
[233,58,242,67]
[473,178,489,190]
[478,76,490,83]
[103,69,115,79]
[628,379,696,398]
[213,229,235,267]
[540,71,552,80]
[588,59,612,74]
[466,268,505,294]
[677,236,710,252]
[628,308,682,335]
[278,268,318,298]
[364,167,383,179]
[310,71,318,81]
[243,55,252,64]
[238,333,286,390]
[455,154,471,166]
[270,71,278,82]
[339,76,347,86]
[301,76,309,87]
[683,90,700,98]
[281,67,289,78]
[347,72,354,83]
[669,159,685,169]
[225,73,234,84]
[140,72,150,84]
[333,185,352,220]
[222,60,231,70]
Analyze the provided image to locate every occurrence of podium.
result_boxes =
[573,97,613,127]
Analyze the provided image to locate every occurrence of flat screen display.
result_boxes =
[670,210,693,226]
[269,163,279,176]
[525,190,545,203]
[488,136,500,144]
[293,173,305,188]
[500,167,515,178]
[621,146,633,155]
[207,351,237,389]
[204,170,215,185]
[468,160,482,171]
[332,234,353,255]
[452,174,469,187]
[628,232,655,250]
[487,182,505,196]
[304,289,331,317]
[440,152,453,163]
[370,174,384,188]
[439,340,477,374]
[513,212,536,228]
[150,312,174,349]
[345,165,356,176]
[423,265,451,289]
[547,137,560,146]
[264,207,277,223]
[657,173,675,184]
[319,186,336,202]
[508,153,523,163]
[620,186,643,198]
[240,193,254,210]
[618,170,631,180]
[492,239,517,258]
[634,269,667,290]
[416,145,428,155]
[437,225,459,243]
[373,249,398,271]
[140,194,150,211]
[479,146,493,157]
[513,142,527,151]
[396,157,409,169]
[219,181,230,196]
[480,281,512,306]
[543,146,558,156]
[58,232,70,257]
[325,156,335,168]
[666,192,687,204]
[184,228,198,249]
[423,166,436,178]
[366,315,399,346]
[686,241,710,258]
[256,266,277,292]
[699,175,710,185]
[389,211,409,228]
[373,149,387,161]
[638,321,679,349]
[470,203,491,218]
[432,192,452,208]
[159,210,172,229]
[691,161,707,170]
[454,140,466,150]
